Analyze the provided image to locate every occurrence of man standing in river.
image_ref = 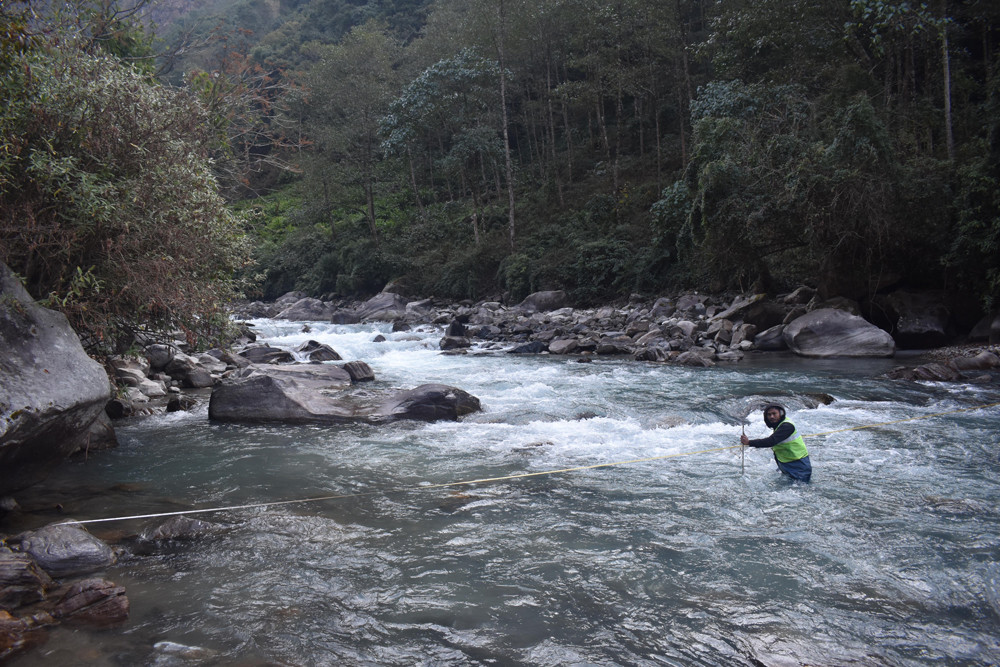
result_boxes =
[740,404,811,483]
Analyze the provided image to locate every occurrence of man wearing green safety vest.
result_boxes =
[740,404,811,483]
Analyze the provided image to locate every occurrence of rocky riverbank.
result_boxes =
[239,286,998,366]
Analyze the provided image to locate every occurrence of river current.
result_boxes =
[9,319,1000,666]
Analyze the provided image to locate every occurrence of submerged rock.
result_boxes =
[0,611,46,662]
[140,516,220,541]
[53,578,128,627]
[884,363,962,382]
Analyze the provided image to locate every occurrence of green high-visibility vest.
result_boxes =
[772,418,808,463]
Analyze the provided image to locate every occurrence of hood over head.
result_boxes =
[763,403,786,428]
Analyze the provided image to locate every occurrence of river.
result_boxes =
[9,319,1000,666]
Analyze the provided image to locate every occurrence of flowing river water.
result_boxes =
[8,319,1000,666]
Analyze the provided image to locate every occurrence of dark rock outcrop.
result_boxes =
[373,384,481,422]
[341,361,375,383]
[0,552,53,608]
[297,340,342,361]
[876,290,953,349]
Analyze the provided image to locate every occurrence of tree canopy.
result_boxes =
[0,0,252,352]
[6,0,1000,329]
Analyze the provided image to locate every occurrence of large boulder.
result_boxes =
[11,522,116,578]
[440,336,472,351]
[209,365,480,425]
[330,310,362,325]
[968,311,1000,344]
[783,308,895,358]
[143,343,177,371]
[274,291,307,307]
[355,292,410,321]
[209,365,355,424]
[516,290,568,314]
[341,361,375,383]
[950,350,1000,371]
[0,263,112,494]
[712,293,765,323]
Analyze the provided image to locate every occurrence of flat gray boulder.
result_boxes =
[209,365,480,425]
[784,308,895,358]
[0,263,112,494]
[209,364,355,424]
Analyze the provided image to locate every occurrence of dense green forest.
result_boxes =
[2,0,998,353]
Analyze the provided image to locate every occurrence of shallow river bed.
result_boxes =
[8,320,1000,666]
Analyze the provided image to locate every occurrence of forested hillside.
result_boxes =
[2,0,999,352]
[180,0,998,310]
